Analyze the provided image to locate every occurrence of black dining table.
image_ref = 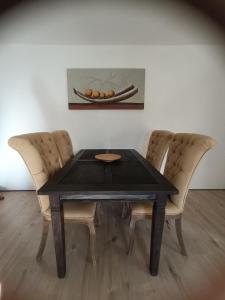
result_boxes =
[38,149,177,278]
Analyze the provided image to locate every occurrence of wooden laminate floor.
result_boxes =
[0,190,225,300]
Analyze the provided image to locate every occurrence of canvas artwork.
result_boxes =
[67,68,145,109]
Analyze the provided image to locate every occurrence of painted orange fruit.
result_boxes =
[84,89,92,97]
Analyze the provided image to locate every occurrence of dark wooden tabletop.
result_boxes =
[38,149,177,201]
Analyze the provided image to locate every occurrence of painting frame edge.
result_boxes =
[67,68,145,110]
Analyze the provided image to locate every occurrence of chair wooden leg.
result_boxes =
[122,202,131,219]
[166,219,171,230]
[87,222,96,266]
[122,203,127,219]
[175,216,187,256]
[95,203,101,227]
[36,219,49,261]
[128,217,137,255]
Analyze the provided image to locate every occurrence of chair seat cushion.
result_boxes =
[43,202,96,221]
[131,200,181,217]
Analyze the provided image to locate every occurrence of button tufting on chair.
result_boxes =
[122,130,174,219]
[52,130,74,167]
[128,132,216,257]
[8,131,97,265]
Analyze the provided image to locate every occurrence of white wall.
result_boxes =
[0,0,224,45]
[0,0,225,190]
[0,44,225,190]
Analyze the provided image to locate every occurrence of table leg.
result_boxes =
[49,194,66,278]
[150,193,167,276]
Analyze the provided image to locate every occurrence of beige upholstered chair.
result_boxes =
[52,130,74,167]
[128,133,216,256]
[146,130,174,170]
[8,132,96,264]
[122,130,174,218]
[52,130,101,227]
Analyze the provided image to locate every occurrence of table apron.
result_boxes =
[57,193,158,201]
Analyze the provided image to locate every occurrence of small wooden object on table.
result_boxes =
[0,193,4,200]
[95,153,121,163]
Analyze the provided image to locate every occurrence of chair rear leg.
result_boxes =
[36,219,49,261]
[122,202,131,219]
[175,216,187,256]
[166,220,171,230]
[95,203,101,227]
[87,222,96,266]
[121,202,127,219]
[127,217,137,255]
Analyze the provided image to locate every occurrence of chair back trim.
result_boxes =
[8,132,61,212]
[146,130,174,171]
[164,133,216,212]
[52,130,74,167]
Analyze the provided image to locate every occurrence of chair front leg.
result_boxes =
[175,216,187,256]
[87,222,96,266]
[36,218,49,261]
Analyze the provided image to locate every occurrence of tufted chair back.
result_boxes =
[8,132,61,213]
[52,130,74,167]
[146,130,174,171]
[164,133,216,212]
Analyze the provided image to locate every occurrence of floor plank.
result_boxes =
[0,190,225,300]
